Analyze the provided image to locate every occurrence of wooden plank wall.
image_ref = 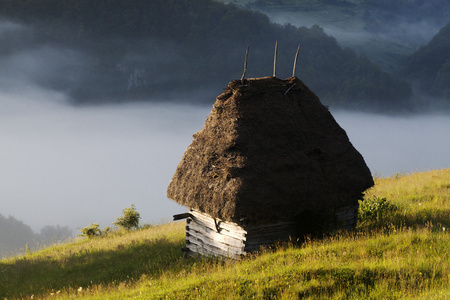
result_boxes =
[334,203,359,230]
[245,221,298,252]
[185,210,300,257]
[186,210,246,258]
[178,202,359,258]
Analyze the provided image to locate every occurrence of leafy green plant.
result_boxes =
[358,196,397,222]
[79,223,102,238]
[113,204,141,230]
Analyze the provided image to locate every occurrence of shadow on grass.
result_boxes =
[0,237,188,298]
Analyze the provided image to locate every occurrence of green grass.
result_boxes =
[1,168,449,299]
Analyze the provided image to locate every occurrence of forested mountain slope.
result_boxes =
[239,0,450,73]
[0,0,411,110]
[245,0,449,27]
[401,21,450,101]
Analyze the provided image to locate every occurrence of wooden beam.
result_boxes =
[241,46,249,84]
[292,44,300,77]
[273,41,278,77]
[173,212,192,221]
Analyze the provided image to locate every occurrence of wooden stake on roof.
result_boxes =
[292,44,300,77]
[273,41,278,77]
[241,46,249,85]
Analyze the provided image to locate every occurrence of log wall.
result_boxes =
[173,202,359,258]
[185,209,246,258]
[334,203,359,230]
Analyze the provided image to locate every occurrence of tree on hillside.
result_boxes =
[0,214,74,258]
[0,214,36,257]
[38,225,73,243]
[114,204,141,230]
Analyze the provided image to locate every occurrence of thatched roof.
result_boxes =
[167,76,374,223]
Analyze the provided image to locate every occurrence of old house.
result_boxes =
[167,76,374,258]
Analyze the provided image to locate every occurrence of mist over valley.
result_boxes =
[240,0,450,72]
[2,90,449,246]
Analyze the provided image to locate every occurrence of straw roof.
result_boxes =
[167,76,374,223]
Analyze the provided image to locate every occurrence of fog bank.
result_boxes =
[333,111,450,177]
[1,98,210,232]
[1,97,449,232]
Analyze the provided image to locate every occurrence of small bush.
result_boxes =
[103,226,112,235]
[79,223,102,238]
[359,196,397,222]
[140,224,153,230]
[113,204,141,230]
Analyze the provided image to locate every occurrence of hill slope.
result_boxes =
[0,0,411,110]
[401,21,450,102]
[231,0,450,73]
[1,168,449,299]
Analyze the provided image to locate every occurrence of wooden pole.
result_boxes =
[241,46,249,84]
[292,44,300,77]
[273,41,278,77]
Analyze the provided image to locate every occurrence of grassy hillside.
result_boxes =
[1,168,449,299]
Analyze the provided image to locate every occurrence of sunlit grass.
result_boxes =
[1,168,449,299]
[57,227,449,300]
[0,222,186,299]
[362,168,450,230]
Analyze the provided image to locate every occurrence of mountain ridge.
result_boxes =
[0,0,411,111]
